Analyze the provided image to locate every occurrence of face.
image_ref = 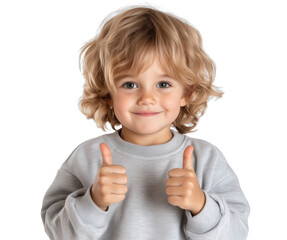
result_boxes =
[109,59,187,145]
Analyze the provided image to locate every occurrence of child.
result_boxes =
[41,6,249,240]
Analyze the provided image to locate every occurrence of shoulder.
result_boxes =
[182,135,237,189]
[73,131,117,153]
[183,134,222,157]
[61,132,116,171]
[182,134,230,170]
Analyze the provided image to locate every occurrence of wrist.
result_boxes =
[90,185,108,211]
[190,190,206,216]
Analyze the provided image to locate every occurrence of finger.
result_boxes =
[100,143,113,166]
[110,185,128,195]
[109,194,126,204]
[100,165,127,175]
[102,194,126,206]
[183,145,194,170]
[99,173,128,185]
[166,186,184,196]
[166,177,184,187]
[110,173,128,184]
[167,196,182,207]
[168,168,185,178]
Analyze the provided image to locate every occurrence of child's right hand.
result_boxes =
[90,143,128,211]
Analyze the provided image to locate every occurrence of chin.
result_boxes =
[130,125,170,135]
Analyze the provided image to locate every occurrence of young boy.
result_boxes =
[41,6,249,240]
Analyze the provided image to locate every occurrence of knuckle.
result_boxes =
[165,188,169,195]
[184,179,194,188]
[188,181,195,189]
[168,196,176,206]
[115,194,124,203]
[116,165,126,173]
[169,168,178,175]
[166,179,171,185]
[185,187,193,197]
[99,167,107,176]
[99,177,106,185]
[123,175,128,183]
[168,170,175,177]
[98,170,104,177]
[118,185,128,194]
[185,171,194,178]
[166,188,173,195]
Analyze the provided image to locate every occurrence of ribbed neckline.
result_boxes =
[103,129,186,158]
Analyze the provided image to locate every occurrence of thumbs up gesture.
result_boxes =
[90,143,128,211]
[166,146,206,215]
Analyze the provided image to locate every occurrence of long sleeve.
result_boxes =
[41,168,108,240]
[183,141,250,240]
[41,130,249,239]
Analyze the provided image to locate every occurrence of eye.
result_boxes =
[157,81,171,88]
[122,82,137,89]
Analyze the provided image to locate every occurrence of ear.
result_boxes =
[180,96,187,107]
[108,95,113,108]
[180,90,192,107]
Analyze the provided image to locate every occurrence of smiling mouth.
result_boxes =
[133,112,161,117]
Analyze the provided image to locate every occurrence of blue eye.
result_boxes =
[157,82,171,88]
[121,81,171,89]
[122,82,137,89]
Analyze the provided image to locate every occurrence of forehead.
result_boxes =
[125,57,176,79]
[128,59,165,75]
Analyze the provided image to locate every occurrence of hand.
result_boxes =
[91,143,128,211]
[166,145,205,215]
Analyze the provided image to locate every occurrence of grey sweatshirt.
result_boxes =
[41,129,250,240]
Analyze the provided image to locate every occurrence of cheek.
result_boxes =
[113,93,129,107]
[161,94,183,111]
[112,94,133,117]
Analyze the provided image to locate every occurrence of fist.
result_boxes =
[166,145,205,215]
[91,143,128,211]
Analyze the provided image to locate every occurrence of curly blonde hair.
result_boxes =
[79,6,223,133]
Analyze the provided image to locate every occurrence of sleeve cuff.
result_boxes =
[185,191,221,234]
[74,185,109,228]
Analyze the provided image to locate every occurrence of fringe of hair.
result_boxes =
[79,6,223,133]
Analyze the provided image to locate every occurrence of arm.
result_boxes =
[41,168,109,240]
[183,147,250,240]
[184,174,249,239]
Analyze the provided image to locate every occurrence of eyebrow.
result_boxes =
[117,74,174,80]
[159,74,174,79]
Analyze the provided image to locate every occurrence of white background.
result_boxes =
[1,0,286,239]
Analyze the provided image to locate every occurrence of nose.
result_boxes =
[137,88,156,106]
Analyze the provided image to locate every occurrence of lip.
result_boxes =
[133,112,161,117]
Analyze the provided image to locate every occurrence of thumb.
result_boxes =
[100,143,113,166]
[182,145,194,170]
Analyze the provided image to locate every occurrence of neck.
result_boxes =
[119,127,173,146]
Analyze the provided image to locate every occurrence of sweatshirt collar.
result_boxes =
[103,128,185,158]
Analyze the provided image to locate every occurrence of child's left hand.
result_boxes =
[166,145,206,216]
